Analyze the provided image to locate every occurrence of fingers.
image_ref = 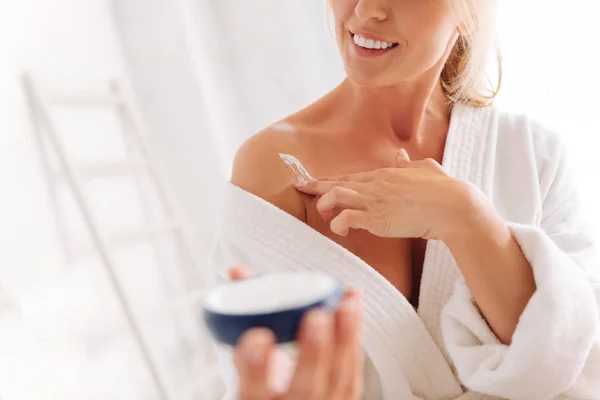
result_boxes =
[345,291,364,400]
[328,289,363,400]
[395,150,443,171]
[234,289,364,400]
[285,309,334,400]
[316,171,376,183]
[228,266,251,281]
[235,328,276,400]
[316,187,367,221]
[294,179,365,196]
[395,148,412,168]
[329,209,371,236]
[410,157,443,171]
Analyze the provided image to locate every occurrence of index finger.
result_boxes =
[294,179,365,196]
[317,170,376,183]
[328,288,363,399]
[235,328,276,400]
[285,309,334,399]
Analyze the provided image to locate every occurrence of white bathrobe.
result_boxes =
[209,105,600,400]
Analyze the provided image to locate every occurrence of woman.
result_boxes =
[210,0,600,399]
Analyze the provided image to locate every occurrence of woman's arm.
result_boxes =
[442,190,536,345]
[441,137,600,399]
[293,132,600,398]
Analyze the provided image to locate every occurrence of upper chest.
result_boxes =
[296,129,446,176]
[295,134,442,301]
[303,192,428,305]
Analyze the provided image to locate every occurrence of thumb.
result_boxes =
[395,148,411,168]
[228,266,251,281]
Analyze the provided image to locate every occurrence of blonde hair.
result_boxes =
[326,0,502,107]
[443,0,502,107]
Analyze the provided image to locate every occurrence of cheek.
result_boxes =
[330,0,356,14]
[331,0,356,30]
[330,0,356,53]
[400,10,457,68]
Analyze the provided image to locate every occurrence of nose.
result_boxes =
[355,0,388,22]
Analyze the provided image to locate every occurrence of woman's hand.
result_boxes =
[294,149,484,241]
[228,267,364,400]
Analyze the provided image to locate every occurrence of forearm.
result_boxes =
[443,207,536,345]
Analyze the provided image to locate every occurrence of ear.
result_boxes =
[395,148,412,168]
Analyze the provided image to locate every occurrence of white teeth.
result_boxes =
[353,34,394,50]
[353,34,365,47]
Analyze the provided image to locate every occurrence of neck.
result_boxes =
[338,71,451,143]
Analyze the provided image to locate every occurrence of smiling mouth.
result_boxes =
[350,31,399,51]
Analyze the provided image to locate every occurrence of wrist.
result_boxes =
[437,182,505,245]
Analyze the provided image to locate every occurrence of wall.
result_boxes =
[111,0,228,265]
[496,0,600,226]
[0,0,124,299]
[0,1,207,399]
[185,0,345,168]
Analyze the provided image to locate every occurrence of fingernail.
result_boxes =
[344,297,358,313]
[294,180,307,188]
[307,309,330,343]
[346,287,364,299]
[342,298,359,327]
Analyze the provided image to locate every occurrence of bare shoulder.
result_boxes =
[231,122,307,221]
[231,88,340,220]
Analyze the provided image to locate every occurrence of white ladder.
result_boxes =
[21,73,209,400]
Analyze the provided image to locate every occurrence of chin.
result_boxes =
[341,51,408,88]
[344,68,398,88]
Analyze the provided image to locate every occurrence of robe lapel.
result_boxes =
[220,183,463,399]
[417,105,500,364]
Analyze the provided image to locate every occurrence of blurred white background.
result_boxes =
[0,1,599,399]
